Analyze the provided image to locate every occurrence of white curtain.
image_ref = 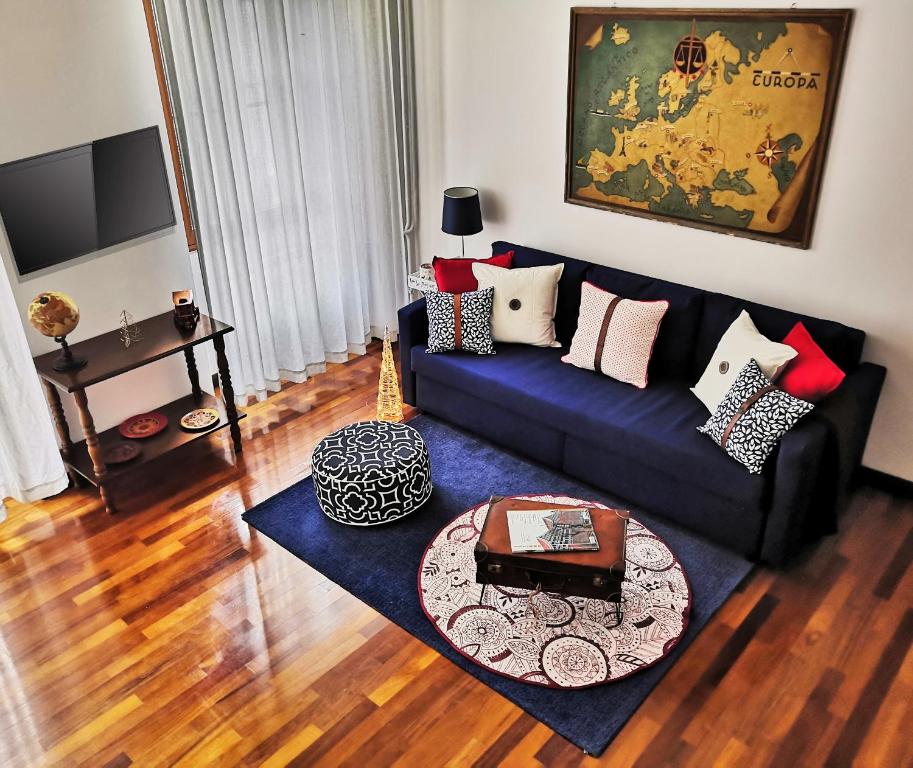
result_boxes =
[0,268,68,519]
[161,0,416,404]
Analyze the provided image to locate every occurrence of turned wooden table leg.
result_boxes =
[184,346,203,402]
[212,334,243,454]
[42,379,82,487]
[73,388,116,514]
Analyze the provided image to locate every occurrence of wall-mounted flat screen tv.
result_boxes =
[0,126,176,276]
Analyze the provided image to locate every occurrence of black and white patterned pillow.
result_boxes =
[698,359,814,474]
[426,287,495,355]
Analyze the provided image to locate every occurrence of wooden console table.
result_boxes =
[33,311,245,514]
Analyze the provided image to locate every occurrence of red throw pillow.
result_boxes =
[433,251,513,293]
[778,322,845,402]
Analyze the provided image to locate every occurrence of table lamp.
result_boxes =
[442,187,482,258]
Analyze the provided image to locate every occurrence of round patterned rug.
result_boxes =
[418,494,691,689]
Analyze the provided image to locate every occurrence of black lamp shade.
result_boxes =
[442,187,482,236]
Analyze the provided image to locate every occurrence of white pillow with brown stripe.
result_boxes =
[562,281,669,388]
[698,359,814,474]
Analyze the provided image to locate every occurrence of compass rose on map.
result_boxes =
[673,19,706,79]
[754,134,784,168]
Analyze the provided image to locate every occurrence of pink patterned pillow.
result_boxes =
[562,282,669,388]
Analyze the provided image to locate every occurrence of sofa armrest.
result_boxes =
[760,362,886,565]
[397,297,428,406]
[761,416,829,565]
[813,362,887,504]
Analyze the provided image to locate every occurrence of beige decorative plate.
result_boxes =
[179,407,220,432]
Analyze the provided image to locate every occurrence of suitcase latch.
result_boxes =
[487,563,503,575]
[592,574,608,587]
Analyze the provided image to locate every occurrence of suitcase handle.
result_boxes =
[524,572,570,621]
[523,570,569,592]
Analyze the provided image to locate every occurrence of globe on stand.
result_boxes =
[27,291,87,372]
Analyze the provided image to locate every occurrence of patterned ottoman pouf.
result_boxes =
[311,421,432,525]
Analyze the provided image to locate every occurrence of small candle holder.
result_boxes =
[172,289,200,332]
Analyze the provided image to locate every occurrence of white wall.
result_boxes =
[414,0,913,480]
[0,0,204,438]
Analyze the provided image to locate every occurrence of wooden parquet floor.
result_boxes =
[1,342,912,767]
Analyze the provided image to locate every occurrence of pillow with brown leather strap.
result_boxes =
[562,281,669,388]
[426,286,495,355]
[698,359,814,474]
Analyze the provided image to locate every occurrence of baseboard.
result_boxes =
[858,467,913,497]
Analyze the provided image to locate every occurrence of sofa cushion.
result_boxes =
[426,287,495,355]
[694,292,865,382]
[473,262,564,347]
[412,343,768,507]
[698,359,815,475]
[433,251,513,293]
[562,437,765,556]
[691,309,797,412]
[585,264,704,381]
[491,241,590,347]
[778,322,846,402]
[562,281,669,388]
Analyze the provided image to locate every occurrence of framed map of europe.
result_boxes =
[565,8,852,248]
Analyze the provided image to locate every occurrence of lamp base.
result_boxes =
[52,336,87,372]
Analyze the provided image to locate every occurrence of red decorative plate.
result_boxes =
[118,412,168,439]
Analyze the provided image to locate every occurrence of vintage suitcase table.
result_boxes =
[474,495,629,624]
[419,493,690,688]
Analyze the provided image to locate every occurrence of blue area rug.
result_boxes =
[242,415,752,755]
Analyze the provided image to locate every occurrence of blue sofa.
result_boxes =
[398,241,886,564]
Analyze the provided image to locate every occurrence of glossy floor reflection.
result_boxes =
[1,342,911,767]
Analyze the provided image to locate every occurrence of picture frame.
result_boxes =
[565,8,852,249]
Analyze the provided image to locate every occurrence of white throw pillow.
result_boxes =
[472,262,564,347]
[691,310,797,412]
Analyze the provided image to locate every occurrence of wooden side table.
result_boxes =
[33,311,246,514]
